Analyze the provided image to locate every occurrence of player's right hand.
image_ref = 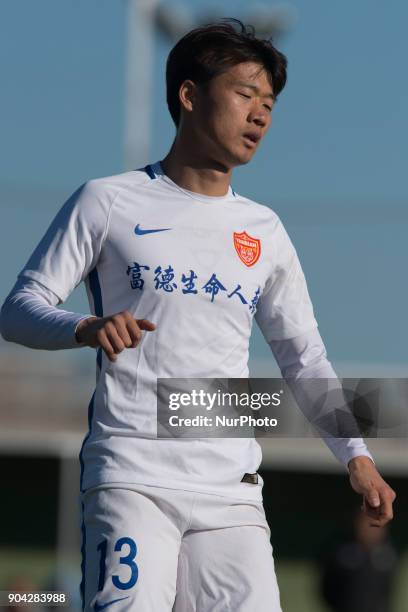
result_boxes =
[75,311,156,362]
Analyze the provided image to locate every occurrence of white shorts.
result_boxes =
[79,483,282,611]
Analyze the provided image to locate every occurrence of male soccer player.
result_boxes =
[0,19,396,612]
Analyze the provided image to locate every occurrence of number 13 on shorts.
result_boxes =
[97,537,139,592]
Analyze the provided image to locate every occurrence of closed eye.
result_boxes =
[238,92,272,111]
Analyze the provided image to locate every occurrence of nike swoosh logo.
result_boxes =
[94,596,129,611]
[134,224,171,235]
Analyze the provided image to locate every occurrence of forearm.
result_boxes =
[269,328,375,469]
[0,277,92,350]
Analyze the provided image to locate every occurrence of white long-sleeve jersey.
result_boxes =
[0,161,373,499]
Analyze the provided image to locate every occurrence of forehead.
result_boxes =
[218,61,273,93]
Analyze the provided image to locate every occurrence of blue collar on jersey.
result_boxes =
[143,163,236,197]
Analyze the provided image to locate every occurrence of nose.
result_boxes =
[253,115,268,128]
[248,105,269,129]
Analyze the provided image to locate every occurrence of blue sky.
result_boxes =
[0,0,407,368]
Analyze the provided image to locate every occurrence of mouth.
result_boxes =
[242,133,260,148]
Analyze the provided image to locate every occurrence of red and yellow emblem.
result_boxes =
[233,231,261,267]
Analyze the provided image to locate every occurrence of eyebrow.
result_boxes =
[234,81,275,100]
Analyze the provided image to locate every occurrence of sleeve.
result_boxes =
[16,179,113,303]
[268,327,375,470]
[255,217,318,342]
[0,277,93,350]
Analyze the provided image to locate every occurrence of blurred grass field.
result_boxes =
[0,549,57,589]
[1,549,407,611]
[276,555,408,612]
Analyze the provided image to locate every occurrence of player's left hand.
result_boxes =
[348,456,396,528]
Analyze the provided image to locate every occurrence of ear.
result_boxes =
[179,79,196,114]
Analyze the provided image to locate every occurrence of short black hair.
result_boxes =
[166,18,288,127]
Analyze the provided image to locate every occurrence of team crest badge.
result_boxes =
[233,231,261,267]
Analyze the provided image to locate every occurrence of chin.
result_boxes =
[215,145,254,169]
[232,150,254,166]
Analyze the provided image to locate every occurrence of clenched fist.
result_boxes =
[75,310,156,362]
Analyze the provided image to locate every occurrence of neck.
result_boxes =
[160,132,233,197]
